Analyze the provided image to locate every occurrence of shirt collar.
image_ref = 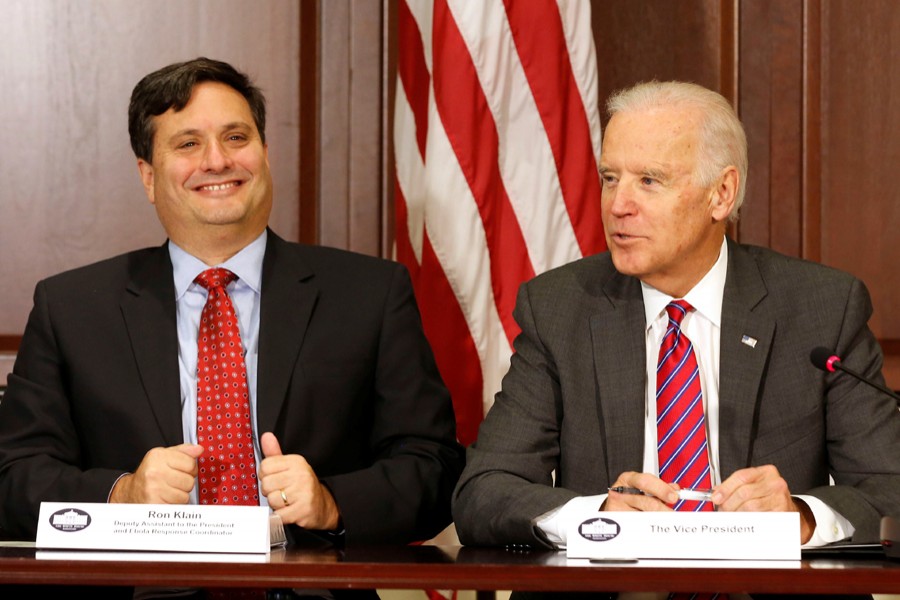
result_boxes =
[642,237,728,328]
[169,230,267,299]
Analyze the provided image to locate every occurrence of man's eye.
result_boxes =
[641,177,657,186]
[179,141,197,149]
[600,174,617,185]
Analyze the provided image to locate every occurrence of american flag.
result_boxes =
[394,0,605,450]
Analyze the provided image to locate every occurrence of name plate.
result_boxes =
[36,502,282,554]
[567,511,799,560]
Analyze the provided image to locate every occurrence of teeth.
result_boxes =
[200,182,238,192]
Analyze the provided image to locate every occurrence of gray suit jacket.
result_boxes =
[452,238,900,546]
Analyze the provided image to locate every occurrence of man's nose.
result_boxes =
[200,140,233,171]
[606,182,636,216]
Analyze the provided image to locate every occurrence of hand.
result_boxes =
[110,444,203,504]
[712,464,816,543]
[604,471,679,511]
[259,432,341,531]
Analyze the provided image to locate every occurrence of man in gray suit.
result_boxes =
[452,81,900,586]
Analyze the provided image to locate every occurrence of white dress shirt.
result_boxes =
[535,239,853,552]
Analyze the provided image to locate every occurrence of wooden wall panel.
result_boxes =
[816,0,900,385]
[299,0,321,248]
[311,0,386,256]
[717,0,900,387]
[591,0,727,127]
[737,0,805,254]
[0,0,301,350]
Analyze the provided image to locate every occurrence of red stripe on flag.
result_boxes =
[503,0,606,257]
[395,0,603,449]
[397,0,430,162]
[432,0,534,347]
[396,0,485,445]
[395,181,484,446]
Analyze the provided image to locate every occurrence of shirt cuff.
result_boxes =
[107,472,131,502]
[533,494,607,549]
[796,494,855,547]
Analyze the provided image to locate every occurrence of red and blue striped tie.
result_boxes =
[657,301,726,600]
[656,300,713,511]
[656,300,728,600]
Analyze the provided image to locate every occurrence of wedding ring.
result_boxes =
[280,489,290,506]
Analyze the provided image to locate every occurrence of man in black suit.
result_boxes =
[0,57,464,598]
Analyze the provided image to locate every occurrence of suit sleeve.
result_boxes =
[0,281,125,539]
[803,277,900,542]
[452,281,579,548]
[317,264,465,544]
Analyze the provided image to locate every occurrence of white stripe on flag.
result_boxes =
[448,0,583,276]
[394,0,605,443]
[393,82,426,265]
[424,85,506,387]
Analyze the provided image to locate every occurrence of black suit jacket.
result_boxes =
[0,230,465,546]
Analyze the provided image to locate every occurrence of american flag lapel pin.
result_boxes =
[741,335,758,348]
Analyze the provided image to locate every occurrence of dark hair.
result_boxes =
[127,57,267,162]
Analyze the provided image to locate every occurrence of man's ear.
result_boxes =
[709,166,738,223]
[137,159,155,204]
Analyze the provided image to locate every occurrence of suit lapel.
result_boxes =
[718,239,775,476]
[256,231,317,434]
[590,270,647,483]
[119,244,183,446]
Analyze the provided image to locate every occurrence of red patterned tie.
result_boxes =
[658,301,726,600]
[656,300,712,510]
[195,268,259,506]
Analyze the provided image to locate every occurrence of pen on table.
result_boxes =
[608,486,714,502]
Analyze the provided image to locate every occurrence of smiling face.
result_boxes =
[598,104,737,297]
[137,81,273,263]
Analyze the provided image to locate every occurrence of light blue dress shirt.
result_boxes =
[169,231,268,507]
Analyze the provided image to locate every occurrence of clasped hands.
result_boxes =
[109,432,341,531]
[606,465,815,544]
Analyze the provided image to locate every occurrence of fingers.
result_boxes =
[112,445,202,504]
[712,464,757,501]
[605,471,678,511]
[175,443,205,460]
[604,466,799,522]
[268,479,341,531]
[260,432,282,458]
[713,464,793,512]
[258,446,341,530]
[259,434,309,509]
[169,443,203,479]
[260,453,312,499]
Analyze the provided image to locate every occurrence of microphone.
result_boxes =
[811,346,900,559]
[809,346,900,406]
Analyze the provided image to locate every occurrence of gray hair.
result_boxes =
[606,81,748,222]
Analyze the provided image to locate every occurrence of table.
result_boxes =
[1,544,900,595]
